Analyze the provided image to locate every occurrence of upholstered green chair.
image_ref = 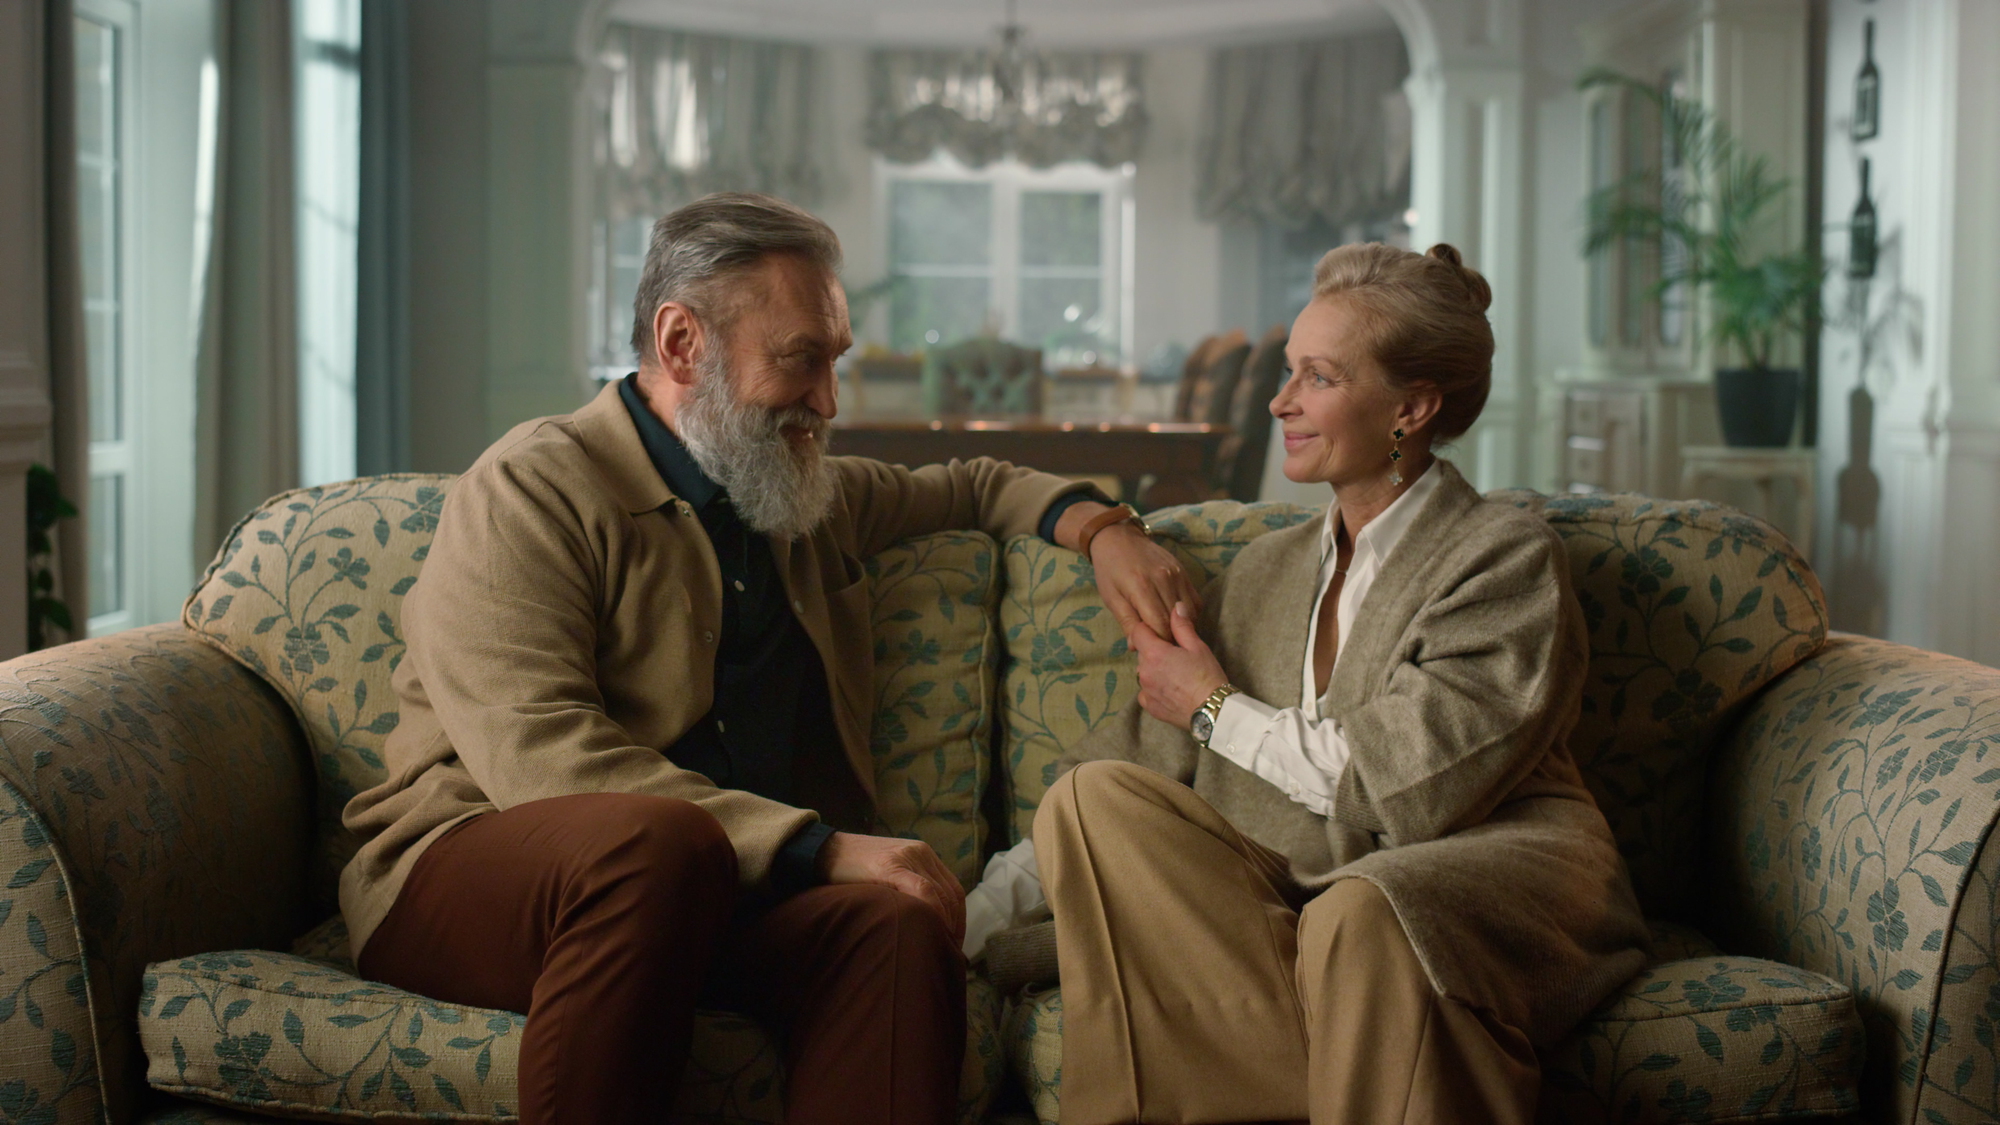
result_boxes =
[922,339,1043,417]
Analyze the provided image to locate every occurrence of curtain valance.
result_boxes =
[1196,32,1411,230]
[596,24,825,220]
[866,49,1147,169]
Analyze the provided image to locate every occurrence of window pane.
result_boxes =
[90,474,124,616]
[76,16,120,445]
[610,216,650,361]
[74,20,110,160]
[1019,276,1105,362]
[85,307,118,443]
[1021,191,1101,268]
[890,181,992,267]
[891,277,992,353]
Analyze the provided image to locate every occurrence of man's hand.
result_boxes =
[1132,601,1229,730]
[818,831,966,945]
[1083,520,1204,644]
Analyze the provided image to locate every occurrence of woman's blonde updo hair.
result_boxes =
[1311,242,1493,441]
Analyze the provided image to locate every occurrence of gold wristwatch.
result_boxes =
[1189,683,1241,748]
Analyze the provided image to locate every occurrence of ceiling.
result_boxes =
[604,0,1401,49]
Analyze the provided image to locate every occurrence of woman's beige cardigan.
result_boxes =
[1054,460,1650,1046]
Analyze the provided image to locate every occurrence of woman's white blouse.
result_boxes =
[1204,461,1441,816]
[960,462,1441,958]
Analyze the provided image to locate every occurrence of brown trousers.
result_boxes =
[1036,761,1539,1125]
[358,793,965,1125]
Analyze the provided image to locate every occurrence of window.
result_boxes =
[878,156,1134,368]
[76,3,130,630]
[295,0,363,487]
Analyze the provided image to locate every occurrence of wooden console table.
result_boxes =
[831,417,1230,509]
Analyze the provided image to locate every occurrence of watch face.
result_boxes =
[1190,709,1214,744]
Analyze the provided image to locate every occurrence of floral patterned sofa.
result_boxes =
[2,473,1997,1125]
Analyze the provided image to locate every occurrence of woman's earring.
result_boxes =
[1388,427,1406,486]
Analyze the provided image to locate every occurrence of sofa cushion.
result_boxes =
[141,941,1005,1125]
[183,476,452,907]
[184,473,1003,898]
[1001,955,1862,1125]
[1539,956,1864,1123]
[862,531,1002,887]
[1485,493,1828,921]
[996,500,1313,843]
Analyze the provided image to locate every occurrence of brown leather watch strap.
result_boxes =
[1077,503,1144,562]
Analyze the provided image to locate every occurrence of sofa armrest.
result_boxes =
[0,623,316,1125]
[1707,632,2000,1124]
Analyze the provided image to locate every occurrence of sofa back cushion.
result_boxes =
[184,476,1006,906]
[1485,492,1828,919]
[184,476,448,909]
[997,500,1315,844]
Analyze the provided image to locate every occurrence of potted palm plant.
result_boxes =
[1580,69,1824,447]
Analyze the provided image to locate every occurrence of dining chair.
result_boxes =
[1216,324,1290,500]
[922,338,1045,417]
[1185,330,1252,428]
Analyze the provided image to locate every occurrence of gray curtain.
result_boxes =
[194,0,298,556]
[867,49,1147,169]
[356,0,409,475]
[597,24,825,220]
[1196,32,1411,229]
[43,0,89,642]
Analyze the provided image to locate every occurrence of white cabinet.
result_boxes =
[1560,379,1719,497]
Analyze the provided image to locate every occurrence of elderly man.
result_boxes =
[338,193,1197,1125]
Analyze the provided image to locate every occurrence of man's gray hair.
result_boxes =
[630,192,844,361]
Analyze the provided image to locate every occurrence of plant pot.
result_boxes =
[1714,367,1802,448]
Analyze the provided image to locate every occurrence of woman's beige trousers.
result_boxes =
[1036,760,1539,1125]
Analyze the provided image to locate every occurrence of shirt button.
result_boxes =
[793,599,805,613]
[716,720,727,733]
[733,579,745,592]
[703,630,715,644]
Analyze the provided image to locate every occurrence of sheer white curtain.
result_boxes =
[1196,32,1411,230]
[866,49,1147,169]
[596,24,825,223]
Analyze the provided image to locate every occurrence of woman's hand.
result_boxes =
[1087,523,1205,644]
[1131,601,1230,730]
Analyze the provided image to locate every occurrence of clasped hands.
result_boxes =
[1077,513,1228,734]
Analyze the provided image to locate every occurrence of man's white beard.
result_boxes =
[673,349,838,539]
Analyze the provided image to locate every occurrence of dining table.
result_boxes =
[830,416,1231,510]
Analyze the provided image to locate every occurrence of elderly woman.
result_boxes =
[973,242,1649,1124]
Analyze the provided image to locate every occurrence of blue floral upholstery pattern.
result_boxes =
[1709,633,2000,1124]
[1487,493,1829,921]
[139,941,1003,1125]
[183,476,449,911]
[864,532,1002,887]
[1001,988,1063,1125]
[1539,956,1863,1122]
[0,624,315,1125]
[996,501,1313,842]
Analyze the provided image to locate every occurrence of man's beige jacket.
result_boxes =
[340,383,1083,956]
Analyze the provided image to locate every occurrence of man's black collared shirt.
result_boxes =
[619,375,837,893]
